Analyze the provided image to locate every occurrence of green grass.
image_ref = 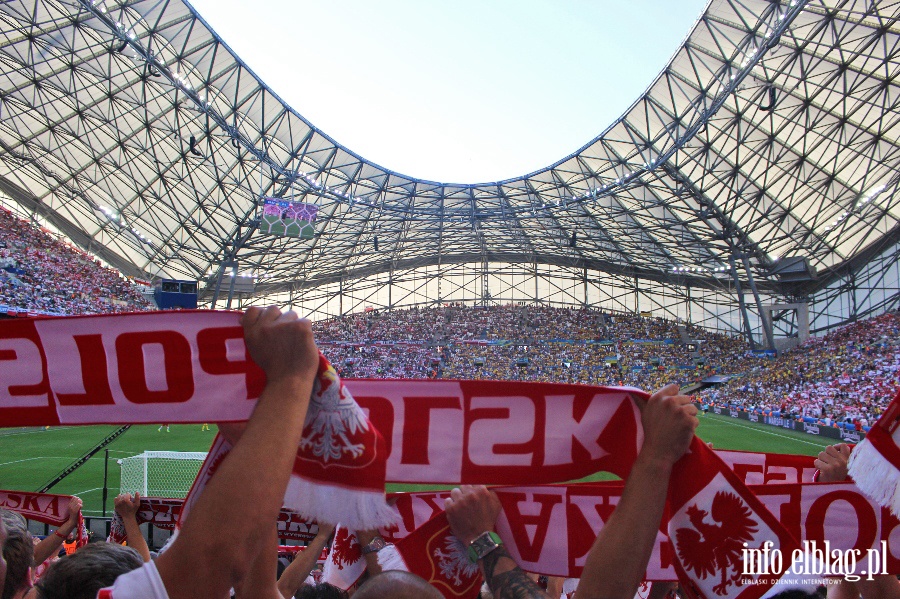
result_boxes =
[1,413,827,515]
[0,425,215,516]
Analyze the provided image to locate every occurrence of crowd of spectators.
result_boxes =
[316,305,900,428]
[0,207,152,315]
[701,310,900,431]
[313,305,750,389]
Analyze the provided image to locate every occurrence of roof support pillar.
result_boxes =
[729,256,756,349]
[741,254,775,351]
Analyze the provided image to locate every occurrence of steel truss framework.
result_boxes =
[0,0,899,341]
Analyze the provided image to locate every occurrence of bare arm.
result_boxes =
[156,307,319,599]
[647,582,677,599]
[851,576,900,598]
[234,523,283,599]
[479,546,551,599]
[114,493,151,563]
[277,524,334,599]
[445,485,550,599]
[33,496,81,565]
[575,384,698,599]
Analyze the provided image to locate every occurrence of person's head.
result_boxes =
[0,510,32,599]
[352,571,442,599]
[32,543,142,599]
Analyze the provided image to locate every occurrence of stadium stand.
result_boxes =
[0,207,153,316]
[315,306,900,430]
[701,311,900,432]
[313,305,749,388]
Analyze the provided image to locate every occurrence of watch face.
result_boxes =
[467,531,501,563]
[362,537,386,554]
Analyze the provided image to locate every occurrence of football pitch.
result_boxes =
[0,413,827,516]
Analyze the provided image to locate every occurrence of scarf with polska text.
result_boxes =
[327,476,889,599]
[0,311,393,530]
[370,442,823,599]
[0,311,827,596]
[106,495,318,544]
[0,490,87,546]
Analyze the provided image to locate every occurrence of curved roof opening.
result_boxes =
[188,0,710,183]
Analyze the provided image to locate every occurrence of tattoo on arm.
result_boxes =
[481,546,549,599]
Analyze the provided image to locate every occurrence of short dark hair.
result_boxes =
[295,583,349,599]
[34,543,143,599]
[0,510,33,599]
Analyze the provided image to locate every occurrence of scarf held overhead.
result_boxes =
[319,477,893,598]
[0,311,393,529]
[0,311,833,596]
[0,490,87,546]
[0,310,654,485]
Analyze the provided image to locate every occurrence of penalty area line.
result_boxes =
[705,415,825,449]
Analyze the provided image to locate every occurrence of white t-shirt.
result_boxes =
[96,561,169,599]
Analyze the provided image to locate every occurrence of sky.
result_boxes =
[187,0,710,184]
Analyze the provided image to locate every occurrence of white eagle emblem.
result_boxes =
[300,363,369,462]
[433,537,478,586]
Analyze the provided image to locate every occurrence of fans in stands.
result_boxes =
[314,305,900,423]
[1,495,83,596]
[113,494,151,563]
[0,207,151,315]
[314,305,749,390]
[702,311,900,430]
[277,524,335,599]
[1,510,31,599]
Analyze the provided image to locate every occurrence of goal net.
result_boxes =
[118,451,208,498]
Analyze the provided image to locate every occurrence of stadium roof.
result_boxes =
[0,0,898,301]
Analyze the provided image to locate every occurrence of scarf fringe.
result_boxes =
[283,476,397,530]
[848,437,900,517]
[376,543,409,572]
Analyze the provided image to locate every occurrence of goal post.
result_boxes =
[118,451,208,498]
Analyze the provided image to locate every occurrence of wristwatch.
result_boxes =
[467,531,503,564]
[361,536,387,555]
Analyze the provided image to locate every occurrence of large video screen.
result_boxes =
[260,198,318,239]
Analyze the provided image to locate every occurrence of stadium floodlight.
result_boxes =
[857,184,887,209]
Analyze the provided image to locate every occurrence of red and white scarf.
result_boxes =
[0,490,86,546]
[849,389,900,515]
[106,495,318,544]
[0,312,851,596]
[319,478,890,598]
[0,311,393,529]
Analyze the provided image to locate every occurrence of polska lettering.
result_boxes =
[0,313,264,425]
[0,491,61,520]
